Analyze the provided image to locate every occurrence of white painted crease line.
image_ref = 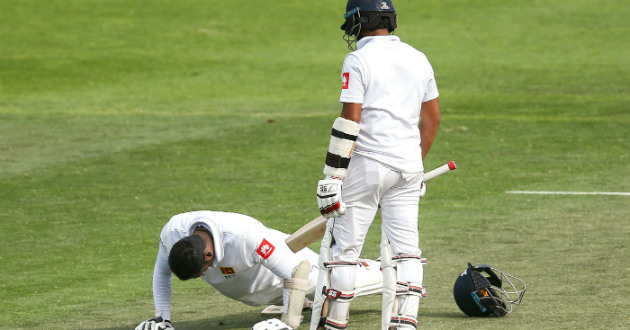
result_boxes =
[506,191,630,196]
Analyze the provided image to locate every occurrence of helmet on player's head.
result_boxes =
[341,0,397,50]
[453,263,527,317]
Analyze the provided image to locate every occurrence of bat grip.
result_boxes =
[423,160,457,182]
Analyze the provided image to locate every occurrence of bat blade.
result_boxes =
[285,160,457,252]
[285,215,327,253]
[261,305,283,314]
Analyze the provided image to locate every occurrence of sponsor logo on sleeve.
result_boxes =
[257,238,275,260]
[342,72,349,89]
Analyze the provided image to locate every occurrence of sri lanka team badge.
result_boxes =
[220,267,235,275]
[257,238,275,260]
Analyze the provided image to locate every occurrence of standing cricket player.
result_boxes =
[134,210,383,330]
[313,0,441,329]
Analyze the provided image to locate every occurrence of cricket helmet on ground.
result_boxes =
[453,263,527,317]
[341,0,397,49]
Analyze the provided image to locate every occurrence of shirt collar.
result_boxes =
[189,220,223,267]
[356,35,400,49]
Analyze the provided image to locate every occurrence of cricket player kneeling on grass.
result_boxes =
[134,211,384,330]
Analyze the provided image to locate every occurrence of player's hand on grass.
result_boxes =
[135,316,174,330]
[317,176,345,218]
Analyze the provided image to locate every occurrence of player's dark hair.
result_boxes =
[376,16,395,32]
[168,235,207,280]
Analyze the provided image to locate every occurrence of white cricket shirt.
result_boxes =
[340,35,439,173]
[152,211,317,320]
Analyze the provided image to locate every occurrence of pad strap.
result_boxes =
[391,255,427,264]
[323,117,360,178]
[284,278,309,291]
[322,287,355,301]
[324,316,349,330]
[324,260,358,268]
[390,316,418,329]
[396,282,427,297]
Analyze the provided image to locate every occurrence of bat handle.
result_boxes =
[423,160,457,181]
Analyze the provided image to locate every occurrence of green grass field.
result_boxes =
[1,0,629,329]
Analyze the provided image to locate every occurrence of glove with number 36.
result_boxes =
[317,176,345,218]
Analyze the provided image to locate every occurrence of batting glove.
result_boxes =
[251,318,293,330]
[135,316,174,330]
[317,176,345,218]
[420,181,427,198]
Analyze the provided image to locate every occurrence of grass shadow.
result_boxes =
[91,307,397,330]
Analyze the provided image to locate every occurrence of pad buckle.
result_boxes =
[322,287,355,301]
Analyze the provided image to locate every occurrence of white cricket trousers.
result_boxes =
[331,155,423,261]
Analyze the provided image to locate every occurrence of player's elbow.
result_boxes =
[420,98,441,125]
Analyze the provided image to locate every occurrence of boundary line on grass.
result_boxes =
[506,190,630,196]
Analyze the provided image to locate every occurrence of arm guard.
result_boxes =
[323,117,360,178]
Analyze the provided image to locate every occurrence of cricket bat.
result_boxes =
[285,161,457,252]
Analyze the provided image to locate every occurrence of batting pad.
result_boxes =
[282,260,310,328]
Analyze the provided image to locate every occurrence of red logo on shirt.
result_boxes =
[257,239,275,260]
[342,72,349,89]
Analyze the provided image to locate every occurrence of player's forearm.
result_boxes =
[323,104,361,178]
[419,98,441,159]
[153,255,174,320]
[420,122,439,159]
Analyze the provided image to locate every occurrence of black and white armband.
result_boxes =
[323,117,360,178]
